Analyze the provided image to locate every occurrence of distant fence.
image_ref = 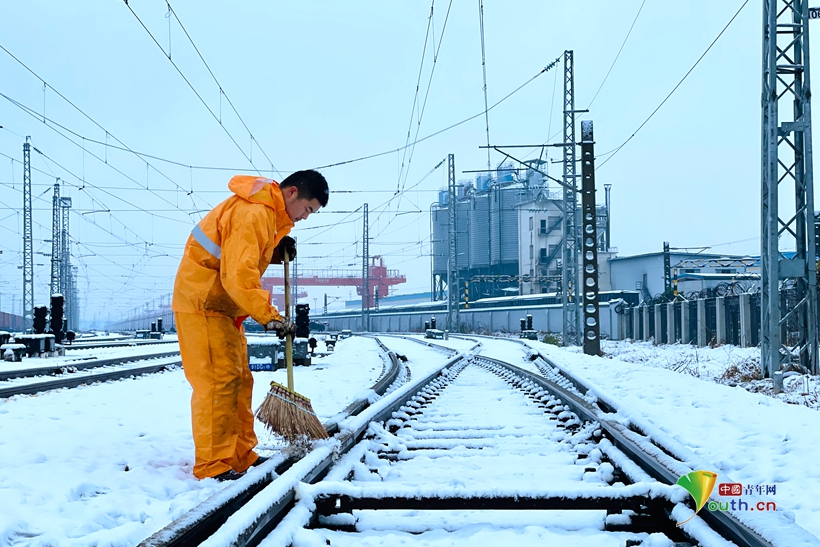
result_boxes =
[620,293,761,347]
[320,301,624,340]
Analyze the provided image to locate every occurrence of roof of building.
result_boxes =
[608,251,750,262]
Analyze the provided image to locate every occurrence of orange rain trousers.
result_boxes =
[176,312,259,478]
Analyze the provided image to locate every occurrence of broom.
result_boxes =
[255,250,328,441]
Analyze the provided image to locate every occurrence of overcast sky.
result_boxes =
[0,0,796,324]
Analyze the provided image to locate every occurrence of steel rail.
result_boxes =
[0,357,182,398]
[65,339,178,350]
[206,351,470,547]
[0,350,181,381]
[138,336,428,547]
[141,336,816,547]
[470,342,816,547]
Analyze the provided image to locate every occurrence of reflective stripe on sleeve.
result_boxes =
[191,224,222,259]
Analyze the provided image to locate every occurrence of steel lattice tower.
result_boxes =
[447,153,459,333]
[71,265,79,329]
[60,197,72,329]
[50,181,61,297]
[362,202,370,332]
[22,138,33,330]
[761,0,817,376]
[562,50,580,346]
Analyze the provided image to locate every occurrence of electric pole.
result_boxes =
[580,120,600,356]
[50,181,61,297]
[60,197,71,329]
[362,202,370,332]
[562,50,580,346]
[761,0,817,376]
[447,153,459,333]
[22,138,33,330]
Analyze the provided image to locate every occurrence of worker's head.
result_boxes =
[280,169,329,222]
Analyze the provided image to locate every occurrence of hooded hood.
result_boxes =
[228,175,280,209]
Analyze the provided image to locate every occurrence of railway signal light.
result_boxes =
[50,294,64,344]
[33,306,48,334]
[295,303,310,339]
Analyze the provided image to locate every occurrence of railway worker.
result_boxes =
[172,170,329,481]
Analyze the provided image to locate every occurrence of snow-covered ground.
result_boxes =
[2,332,819,545]
[0,336,389,546]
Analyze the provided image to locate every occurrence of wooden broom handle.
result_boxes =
[283,251,294,391]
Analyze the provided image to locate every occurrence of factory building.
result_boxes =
[430,160,611,301]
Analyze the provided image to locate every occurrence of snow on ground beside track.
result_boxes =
[590,340,820,409]
[0,336,385,547]
[523,338,820,541]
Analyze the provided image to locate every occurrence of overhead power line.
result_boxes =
[313,60,561,171]
[124,0,279,177]
[0,43,202,200]
[586,0,647,109]
[597,0,749,169]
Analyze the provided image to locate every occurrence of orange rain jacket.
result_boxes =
[172,175,294,324]
[172,175,293,478]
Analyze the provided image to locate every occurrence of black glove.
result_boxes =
[264,318,296,339]
[270,236,297,264]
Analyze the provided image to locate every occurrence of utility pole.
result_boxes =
[60,197,71,329]
[604,184,612,251]
[362,203,370,332]
[447,153,459,333]
[663,242,671,293]
[50,180,61,297]
[761,0,817,377]
[71,265,79,329]
[562,50,580,346]
[580,121,600,356]
[22,138,33,330]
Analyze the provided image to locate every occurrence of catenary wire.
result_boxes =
[596,0,749,169]
[124,1,266,176]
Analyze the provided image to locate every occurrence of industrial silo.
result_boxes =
[469,193,490,269]
[456,198,470,270]
[490,183,527,266]
[431,205,449,275]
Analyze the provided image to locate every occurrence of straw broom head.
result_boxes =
[255,381,328,441]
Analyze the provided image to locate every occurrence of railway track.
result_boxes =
[0,337,277,398]
[134,335,817,547]
[65,338,178,350]
[0,351,182,398]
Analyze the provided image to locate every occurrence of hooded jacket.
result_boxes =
[172,175,293,325]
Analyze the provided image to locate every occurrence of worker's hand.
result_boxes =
[270,236,297,264]
[264,318,296,339]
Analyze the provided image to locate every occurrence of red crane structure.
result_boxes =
[261,256,406,303]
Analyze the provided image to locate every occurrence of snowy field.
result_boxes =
[2,333,819,545]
